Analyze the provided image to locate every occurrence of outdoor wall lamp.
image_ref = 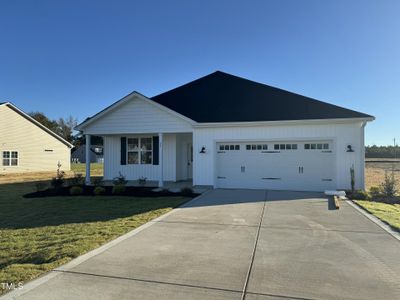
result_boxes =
[346,145,354,152]
[200,146,206,154]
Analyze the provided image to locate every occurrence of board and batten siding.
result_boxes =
[0,105,71,173]
[193,121,365,190]
[83,96,193,135]
[103,134,177,181]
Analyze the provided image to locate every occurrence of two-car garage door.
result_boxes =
[216,141,335,191]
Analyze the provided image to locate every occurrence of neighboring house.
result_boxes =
[0,102,73,173]
[76,71,374,191]
[71,145,104,163]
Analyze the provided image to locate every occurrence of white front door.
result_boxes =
[216,141,335,191]
[187,143,193,179]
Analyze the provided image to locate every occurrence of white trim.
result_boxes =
[75,92,196,131]
[193,117,375,128]
[0,102,73,148]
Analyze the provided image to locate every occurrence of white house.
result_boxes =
[0,102,73,173]
[76,71,374,192]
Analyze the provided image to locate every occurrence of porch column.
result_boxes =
[85,134,91,185]
[158,133,164,187]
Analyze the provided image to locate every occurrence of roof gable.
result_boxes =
[76,92,194,134]
[0,102,73,148]
[152,71,374,123]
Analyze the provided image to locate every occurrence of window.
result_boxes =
[219,144,240,151]
[274,144,298,150]
[246,144,268,150]
[304,143,330,150]
[127,138,152,164]
[2,151,18,166]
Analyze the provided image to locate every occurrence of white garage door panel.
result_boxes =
[216,141,335,191]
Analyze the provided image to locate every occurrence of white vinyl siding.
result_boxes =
[103,134,177,181]
[0,105,71,173]
[83,96,193,135]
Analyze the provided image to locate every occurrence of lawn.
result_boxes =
[355,200,400,231]
[0,181,188,295]
[71,163,104,177]
[0,163,103,185]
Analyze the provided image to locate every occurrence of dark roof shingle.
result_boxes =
[152,71,373,122]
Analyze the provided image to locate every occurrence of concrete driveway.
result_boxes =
[8,189,400,300]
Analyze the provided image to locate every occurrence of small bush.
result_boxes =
[380,172,397,198]
[369,186,382,199]
[70,186,83,195]
[51,177,64,189]
[350,190,368,200]
[93,186,106,196]
[113,172,128,186]
[92,177,103,186]
[51,162,65,189]
[70,173,84,186]
[112,184,126,195]
[180,187,194,196]
[138,176,147,187]
[35,182,47,192]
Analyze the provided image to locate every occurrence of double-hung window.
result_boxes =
[127,138,153,164]
[2,151,18,166]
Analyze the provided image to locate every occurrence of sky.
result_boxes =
[0,0,399,146]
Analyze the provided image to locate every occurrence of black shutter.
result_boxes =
[153,136,159,165]
[120,137,126,165]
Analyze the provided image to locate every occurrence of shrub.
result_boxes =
[350,165,355,193]
[112,184,126,195]
[51,162,65,189]
[113,172,128,186]
[70,173,84,186]
[138,176,147,187]
[369,186,382,199]
[69,186,83,195]
[380,171,398,198]
[350,190,368,200]
[180,187,194,196]
[92,177,103,187]
[93,186,106,196]
[35,182,47,192]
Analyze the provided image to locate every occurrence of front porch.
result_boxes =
[84,132,194,188]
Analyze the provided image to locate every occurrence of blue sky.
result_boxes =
[0,0,399,145]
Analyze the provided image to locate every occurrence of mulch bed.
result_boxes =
[24,186,198,198]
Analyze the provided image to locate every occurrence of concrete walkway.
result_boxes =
[6,189,400,299]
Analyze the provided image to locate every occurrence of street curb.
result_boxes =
[1,191,212,299]
[346,200,400,242]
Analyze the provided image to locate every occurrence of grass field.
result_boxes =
[0,181,187,295]
[365,160,400,191]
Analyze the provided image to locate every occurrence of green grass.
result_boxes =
[355,200,400,231]
[0,181,187,294]
[71,163,103,176]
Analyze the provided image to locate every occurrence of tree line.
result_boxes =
[29,112,102,147]
[365,145,400,158]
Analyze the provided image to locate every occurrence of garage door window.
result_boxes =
[246,144,268,150]
[274,144,298,150]
[305,143,329,150]
[219,144,240,151]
